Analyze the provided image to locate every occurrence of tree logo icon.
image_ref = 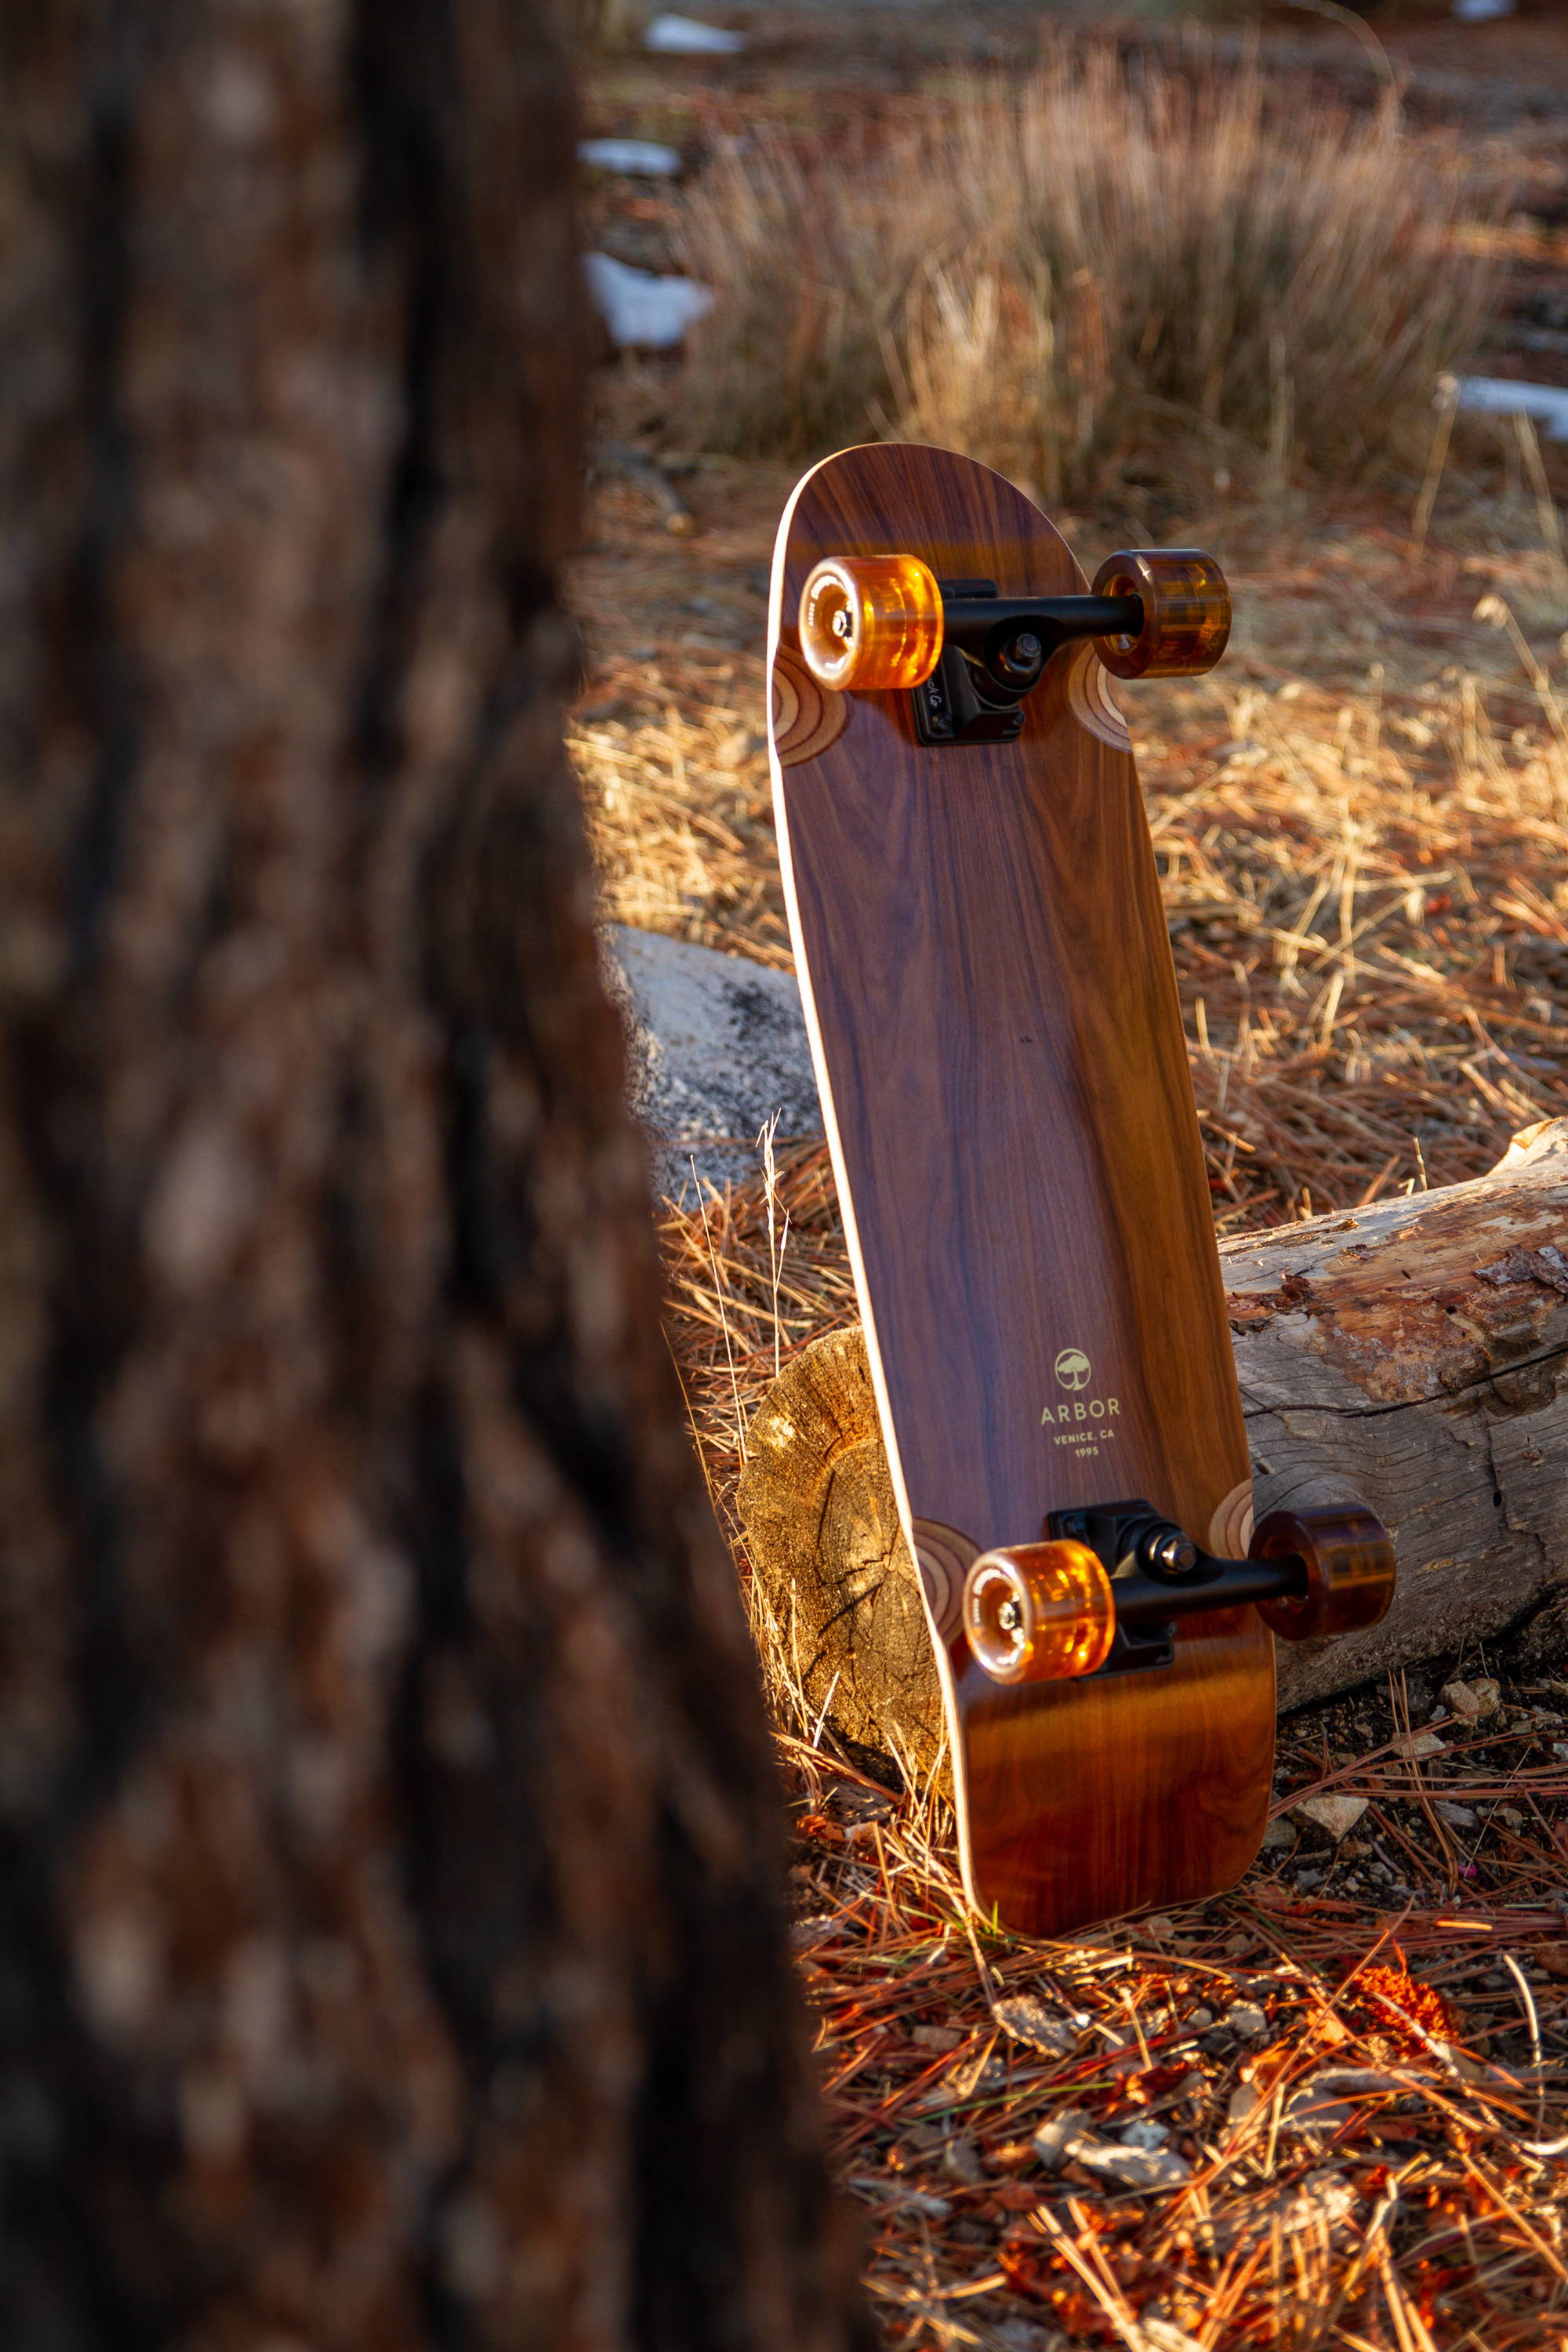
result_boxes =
[1054,1346,1091,1392]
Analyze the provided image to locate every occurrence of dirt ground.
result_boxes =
[574,9,1568,2343]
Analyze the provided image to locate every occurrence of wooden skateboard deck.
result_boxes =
[767,443,1274,1939]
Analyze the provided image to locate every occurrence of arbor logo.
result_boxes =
[1044,1346,1118,1431]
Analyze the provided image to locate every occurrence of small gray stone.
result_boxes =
[1293,1794,1368,1842]
[939,2134,985,2185]
[1281,2086,1355,2143]
[1222,2001,1269,2041]
[989,2323,1069,2352]
[848,2174,950,2218]
[1278,2169,1359,2234]
[1442,1676,1501,1724]
[1072,2138,1192,2194]
[993,1994,1079,2056]
[1032,2109,1089,2170]
[1436,1800,1478,1828]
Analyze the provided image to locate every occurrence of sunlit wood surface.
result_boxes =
[768,443,1272,1935]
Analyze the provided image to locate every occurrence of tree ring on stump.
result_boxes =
[736,1326,950,1795]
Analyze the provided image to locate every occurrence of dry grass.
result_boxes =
[569,42,1568,2288]
[579,539,1568,1229]
[673,48,1504,501]
[659,1146,1568,2350]
[569,460,1568,2336]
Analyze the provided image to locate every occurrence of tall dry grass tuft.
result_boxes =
[675,49,1501,498]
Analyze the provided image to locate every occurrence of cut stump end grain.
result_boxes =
[735,1120,1568,1782]
[736,1327,949,1790]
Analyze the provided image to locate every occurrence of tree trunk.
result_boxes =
[0,8,868,2350]
[737,1120,1568,1783]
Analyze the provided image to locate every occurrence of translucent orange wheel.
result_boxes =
[963,1540,1115,1685]
[1250,1505,1396,1641]
[1090,549,1230,680]
[797,554,944,692]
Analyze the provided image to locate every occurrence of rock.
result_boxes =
[1072,2137,1193,2194]
[931,2052,1006,2106]
[601,926,822,1200]
[1119,2118,1171,2150]
[1227,2083,1262,2125]
[939,2135,985,2185]
[850,2175,949,2218]
[993,1994,1079,2056]
[1392,1730,1446,1760]
[989,2325,1069,2352]
[1032,2110,1090,2170]
[1436,1800,1479,1828]
[1260,1817,1297,1851]
[1281,2086,1356,2144]
[911,2024,964,2052]
[1442,1676,1501,1723]
[1221,2001,1269,2040]
[1273,2169,1359,2234]
[1292,1794,1368,1842]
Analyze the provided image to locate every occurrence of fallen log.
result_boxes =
[736,1119,1568,1780]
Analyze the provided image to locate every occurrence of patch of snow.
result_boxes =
[1457,376,1568,441]
[644,13,745,52]
[586,253,713,350]
[579,138,682,176]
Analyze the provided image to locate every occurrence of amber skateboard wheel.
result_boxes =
[964,1540,1115,1684]
[1250,1505,1396,1640]
[797,554,943,691]
[1090,550,1230,680]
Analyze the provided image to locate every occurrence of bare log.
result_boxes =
[736,1120,1568,1779]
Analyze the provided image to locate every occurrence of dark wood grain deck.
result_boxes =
[768,444,1272,1936]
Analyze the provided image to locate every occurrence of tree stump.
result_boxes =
[739,1329,949,1788]
[737,1120,1568,1780]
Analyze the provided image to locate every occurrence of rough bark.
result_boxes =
[0,8,868,2350]
[735,1120,1568,1781]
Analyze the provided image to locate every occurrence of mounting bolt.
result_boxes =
[992,630,1045,690]
[1142,1527,1200,1581]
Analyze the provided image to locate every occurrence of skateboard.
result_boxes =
[766,443,1395,1939]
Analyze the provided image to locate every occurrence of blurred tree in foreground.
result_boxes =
[0,5,868,2347]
